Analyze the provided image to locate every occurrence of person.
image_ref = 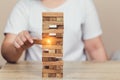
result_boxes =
[1,0,108,63]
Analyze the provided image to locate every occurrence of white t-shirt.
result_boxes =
[4,0,102,61]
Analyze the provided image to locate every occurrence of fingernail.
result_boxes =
[30,40,33,43]
[17,46,20,48]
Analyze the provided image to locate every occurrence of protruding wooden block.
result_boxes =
[33,39,42,44]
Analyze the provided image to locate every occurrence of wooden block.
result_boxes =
[43,49,49,53]
[42,12,63,17]
[48,73,56,77]
[49,33,57,36]
[42,69,63,73]
[43,17,50,21]
[42,57,49,62]
[42,33,63,38]
[42,61,63,65]
[50,17,57,21]
[43,25,64,30]
[43,39,63,45]
[58,25,64,29]
[49,50,55,53]
[43,57,60,62]
[56,73,63,78]
[56,41,63,45]
[48,58,57,61]
[49,65,56,69]
[42,73,48,77]
[41,37,63,45]
[42,57,63,62]
[55,57,62,61]
[43,21,63,25]
[41,37,56,45]
[42,45,62,49]
[43,49,63,54]
[42,33,49,38]
[43,65,56,70]
[43,66,49,69]
[55,49,63,54]
[33,39,42,44]
[42,53,63,57]
[57,17,63,22]
[43,25,49,30]
[42,29,63,34]
[51,17,57,21]
[56,65,63,70]
[49,25,57,29]
[56,33,63,38]
[33,38,63,45]
[43,65,63,70]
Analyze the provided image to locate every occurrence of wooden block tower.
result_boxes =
[42,12,64,78]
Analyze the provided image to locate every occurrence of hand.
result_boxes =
[14,31,34,49]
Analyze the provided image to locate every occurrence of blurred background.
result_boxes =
[0,0,120,65]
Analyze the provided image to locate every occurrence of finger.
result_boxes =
[21,42,28,49]
[16,37,24,46]
[14,41,20,48]
[24,31,33,44]
[21,40,33,49]
[20,33,27,42]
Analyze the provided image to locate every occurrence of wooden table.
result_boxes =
[0,61,120,80]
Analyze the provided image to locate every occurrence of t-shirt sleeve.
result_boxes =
[4,0,29,35]
[82,0,102,40]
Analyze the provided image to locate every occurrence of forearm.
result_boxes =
[1,43,24,63]
[87,47,108,62]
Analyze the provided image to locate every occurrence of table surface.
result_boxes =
[0,61,120,80]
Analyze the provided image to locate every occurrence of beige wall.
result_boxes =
[0,0,17,65]
[0,0,17,43]
[0,0,120,64]
[94,0,120,55]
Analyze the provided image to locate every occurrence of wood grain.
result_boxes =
[43,53,63,57]
[42,12,63,17]
[1,61,120,80]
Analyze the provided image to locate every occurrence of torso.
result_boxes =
[26,0,87,61]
